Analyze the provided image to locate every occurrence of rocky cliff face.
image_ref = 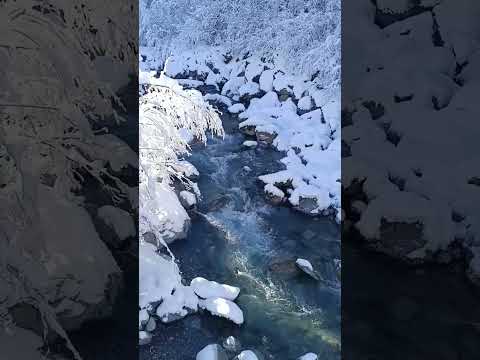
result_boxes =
[0,1,137,358]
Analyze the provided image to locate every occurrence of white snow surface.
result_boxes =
[228,103,246,114]
[296,258,314,273]
[236,350,259,360]
[298,353,318,360]
[180,190,197,207]
[190,277,240,301]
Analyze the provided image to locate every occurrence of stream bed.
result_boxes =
[141,110,341,359]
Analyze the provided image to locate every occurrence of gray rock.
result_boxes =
[145,316,157,332]
[296,196,319,215]
[239,124,256,136]
[255,131,277,145]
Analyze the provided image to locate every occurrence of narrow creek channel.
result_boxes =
[141,107,341,360]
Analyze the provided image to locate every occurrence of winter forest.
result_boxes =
[139,1,341,359]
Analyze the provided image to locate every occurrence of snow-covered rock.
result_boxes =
[196,344,228,360]
[298,96,313,113]
[190,277,240,301]
[297,353,318,360]
[295,258,320,281]
[228,103,246,114]
[222,77,247,97]
[199,297,244,325]
[264,183,285,205]
[204,93,233,107]
[259,70,274,92]
[179,191,197,210]
[234,350,260,360]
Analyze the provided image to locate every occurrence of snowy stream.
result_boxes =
[141,110,341,359]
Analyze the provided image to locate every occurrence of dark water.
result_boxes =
[141,111,341,359]
[343,236,480,360]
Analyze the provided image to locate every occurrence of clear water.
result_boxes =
[141,111,341,359]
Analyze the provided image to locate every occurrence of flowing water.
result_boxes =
[141,110,341,359]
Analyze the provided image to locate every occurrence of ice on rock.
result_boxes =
[228,103,246,114]
[199,297,244,325]
[196,344,228,360]
[190,277,240,300]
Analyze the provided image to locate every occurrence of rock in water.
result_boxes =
[196,344,228,360]
[222,336,242,353]
[295,258,320,281]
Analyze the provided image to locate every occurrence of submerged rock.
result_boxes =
[196,344,228,360]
